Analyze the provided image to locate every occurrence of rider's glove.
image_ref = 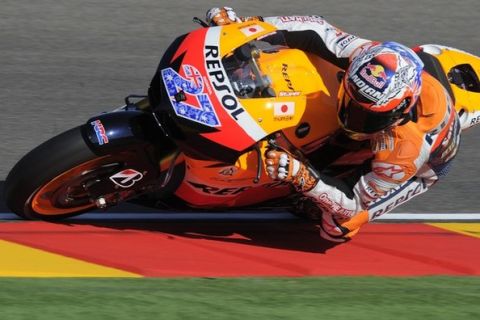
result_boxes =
[206,7,241,26]
[265,149,318,192]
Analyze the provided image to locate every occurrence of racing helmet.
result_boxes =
[338,41,424,136]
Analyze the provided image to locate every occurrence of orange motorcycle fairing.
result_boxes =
[174,141,293,208]
[8,20,480,219]
[156,21,342,208]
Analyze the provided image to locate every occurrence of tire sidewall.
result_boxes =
[4,126,99,219]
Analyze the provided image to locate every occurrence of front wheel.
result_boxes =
[4,126,157,220]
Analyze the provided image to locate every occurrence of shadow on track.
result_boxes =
[56,219,341,254]
[1,180,339,253]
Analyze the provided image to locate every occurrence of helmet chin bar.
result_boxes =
[338,121,375,141]
[345,131,375,141]
[339,118,403,141]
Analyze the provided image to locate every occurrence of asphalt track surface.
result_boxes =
[2,0,480,215]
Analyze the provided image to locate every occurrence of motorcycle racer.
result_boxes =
[207,7,462,242]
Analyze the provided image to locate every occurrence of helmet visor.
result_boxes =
[337,85,403,134]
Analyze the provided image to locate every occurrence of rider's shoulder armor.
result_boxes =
[371,72,454,183]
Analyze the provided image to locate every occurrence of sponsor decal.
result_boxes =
[469,114,480,127]
[337,35,357,49]
[317,193,355,218]
[441,120,455,147]
[203,27,267,145]
[219,167,237,176]
[372,163,405,180]
[347,42,423,109]
[109,169,144,188]
[281,63,295,91]
[161,64,221,127]
[279,16,324,24]
[438,116,460,162]
[239,24,265,37]
[273,102,295,120]
[279,91,301,97]
[204,44,246,121]
[360,63,388,89]
[188,181,251,196]
[350,73,383,101]
[372,130,394,152]
[188,180,288,195]
[91,120,109,145]
[371,180,427,219]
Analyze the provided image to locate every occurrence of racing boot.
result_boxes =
[320,211,369,242]
[265,148,369,242]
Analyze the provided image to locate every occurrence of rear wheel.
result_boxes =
[4,126,149,220]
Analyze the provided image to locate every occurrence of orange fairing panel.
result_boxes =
[161,20,341,154]
[174,141,292,207]
[217,22,279,57]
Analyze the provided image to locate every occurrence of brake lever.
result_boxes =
[193,17,209,28]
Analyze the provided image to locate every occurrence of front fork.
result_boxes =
[81,104,179,209]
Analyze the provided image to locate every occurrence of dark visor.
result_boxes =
[338,88,404,134]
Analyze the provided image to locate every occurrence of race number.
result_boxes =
[161,64,221,127]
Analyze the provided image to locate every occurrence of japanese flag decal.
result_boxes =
[240,24,265,37]
[109,169,144,188]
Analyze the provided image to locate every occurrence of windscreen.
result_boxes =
[222,33,288,99]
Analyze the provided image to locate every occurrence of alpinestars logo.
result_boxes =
[109,169,144,188]
[372,163,405,180]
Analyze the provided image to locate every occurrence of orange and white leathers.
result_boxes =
[262,15,370,58]
[259,16,461,241]
[303,72,460,220]
[207,12,462,240]
[207,10,371,57]
[268,71,461,242]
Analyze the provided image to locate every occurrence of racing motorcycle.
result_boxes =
[4,19,480,220]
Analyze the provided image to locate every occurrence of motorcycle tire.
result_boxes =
[4,126,129,220]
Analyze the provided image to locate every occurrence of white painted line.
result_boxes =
[0,212,480,221]
[376,213,480,221]
[0,213,18,220]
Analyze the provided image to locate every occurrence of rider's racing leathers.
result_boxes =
[259,15,461,242]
